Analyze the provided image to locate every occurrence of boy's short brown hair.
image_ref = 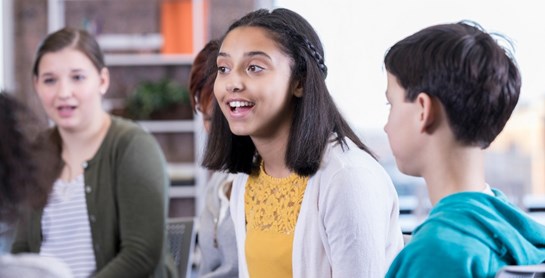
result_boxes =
[384,21,521,148]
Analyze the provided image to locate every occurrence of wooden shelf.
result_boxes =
[105,53,194,66]
[170,186,197,198]
[168,163,196,198]
[168,162,195,181]
[138,120,195,133]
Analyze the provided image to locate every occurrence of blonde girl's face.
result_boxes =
[214,26,300,140]
[34,48,109,132]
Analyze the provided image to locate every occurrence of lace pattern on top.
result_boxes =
[245,164,309,235]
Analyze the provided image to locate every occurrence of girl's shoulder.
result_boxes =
[107,116,154,142]
[322,137,379,171]
[110,116,146,134]
[98,116,159,155]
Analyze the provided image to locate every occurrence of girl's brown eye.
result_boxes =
[248,65,264,73]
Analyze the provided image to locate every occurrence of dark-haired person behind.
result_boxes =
[203,8,403,278]
[0,92,72,277]
[0,92,57,254]
[11,27,177,278]
[383,21,545,278]
[189,39,239,277]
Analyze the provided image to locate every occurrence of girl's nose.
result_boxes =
[226,76,244,93]
[227,84,241,92]
[57,80,72,99]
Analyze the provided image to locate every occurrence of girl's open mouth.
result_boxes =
[229,101,255,112]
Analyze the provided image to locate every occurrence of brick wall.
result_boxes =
[14,0,48,124]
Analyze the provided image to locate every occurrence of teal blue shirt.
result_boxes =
[387,189,545,278]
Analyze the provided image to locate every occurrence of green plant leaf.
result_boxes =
[125,79,189,119]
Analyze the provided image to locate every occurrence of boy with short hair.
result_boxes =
[383,21,545,277]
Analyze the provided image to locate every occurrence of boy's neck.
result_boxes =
[423,144,486,206]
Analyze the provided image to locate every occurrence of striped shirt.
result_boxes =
[40,175,96,278]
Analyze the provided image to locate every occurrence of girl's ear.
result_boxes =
[293,80,303,98]
[416,92,438,134]
[99,67,110,95]
[294,86,303,98]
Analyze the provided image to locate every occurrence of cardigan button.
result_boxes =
[89,215,96,222]
[85,186,92,193]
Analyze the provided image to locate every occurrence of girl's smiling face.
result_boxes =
[215,26,299,140]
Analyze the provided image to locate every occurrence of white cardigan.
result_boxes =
[230,138,404,278]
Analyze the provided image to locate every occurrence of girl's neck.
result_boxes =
[252,128,291,178]
[59,113,111,180]
[423,145,486,206]
[261,158,291,178]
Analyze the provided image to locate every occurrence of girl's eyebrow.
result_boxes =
[40,72,55,78]
[217,52,229,58]
[245,51,272,60]
[217,51,272,60]
[39,68,86,78]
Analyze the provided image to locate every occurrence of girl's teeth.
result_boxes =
[230,101,252,108]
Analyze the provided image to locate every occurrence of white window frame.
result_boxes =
[1,0,14,92]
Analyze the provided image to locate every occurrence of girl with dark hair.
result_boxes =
[11,27,176,278]
[203,8,403,277]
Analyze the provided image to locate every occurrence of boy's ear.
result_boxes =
[416,92,438,134]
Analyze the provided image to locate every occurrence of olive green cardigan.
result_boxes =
[12,116,177,278]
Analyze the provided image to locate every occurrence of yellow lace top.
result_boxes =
[245,163,309,278]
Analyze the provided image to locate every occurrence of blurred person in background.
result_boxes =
[189,39,238,278]
[11,27,177,278]
[0,92,72,277]
[0,92,56,253]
